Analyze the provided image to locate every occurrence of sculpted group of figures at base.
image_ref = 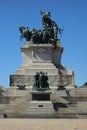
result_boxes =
[19,10,63,44]
[33,71,49,90]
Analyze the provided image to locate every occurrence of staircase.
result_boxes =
[4,89,30,117]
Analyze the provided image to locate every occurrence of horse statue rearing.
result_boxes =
[19,26,32,41]
[19,10,63,43]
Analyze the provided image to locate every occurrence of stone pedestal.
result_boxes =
[20,87,54,116]
[10,41,75,89]
[31,90,51,101]
[16,41,63,75]
[21,41,62,64]
[26,101,55,116]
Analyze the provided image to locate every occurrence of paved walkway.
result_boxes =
[0,119,87,130]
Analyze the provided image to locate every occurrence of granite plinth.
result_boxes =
[16,43,63,74]
[25,101,55,116]
[31,90,52,101]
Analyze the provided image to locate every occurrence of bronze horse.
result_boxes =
[19,26,32,41]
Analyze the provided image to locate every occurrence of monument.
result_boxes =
[11,10,74,91]
[6,10,74,117]
[1,10,87,118]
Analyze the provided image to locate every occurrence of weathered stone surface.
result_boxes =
[10,74,73,88]
[19,42,63,65]
[16,63,59,75]
[25,101,55,116]
[0,41,75,118]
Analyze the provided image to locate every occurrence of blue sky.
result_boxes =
[0,0,87,87]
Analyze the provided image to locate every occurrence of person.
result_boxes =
[31,29,38,43]
[40,9,51,30]
[51,21,58,39]
[34,72,40,88]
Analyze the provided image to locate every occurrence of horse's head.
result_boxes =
[19,26,32,41]
[19,26,26,33]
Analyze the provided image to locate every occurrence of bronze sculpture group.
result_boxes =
[33,71,49,90]
[19,10,63,43]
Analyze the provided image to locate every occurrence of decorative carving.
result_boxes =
[10,75,32,86]
[17,85,26,90]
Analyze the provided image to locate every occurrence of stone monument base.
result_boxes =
[31,90,51,101]
[9,43,74,89]
[25,101,55,116]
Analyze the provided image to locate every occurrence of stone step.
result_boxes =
[77,102,87,105]
[28,63,57,68]
[23,101,55,115]
[7,112,77,118]
[58,107,76,113]
[16,62,59,75]
[25,68,58,75]
[25,108,55,114]
[69,89,87,97]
